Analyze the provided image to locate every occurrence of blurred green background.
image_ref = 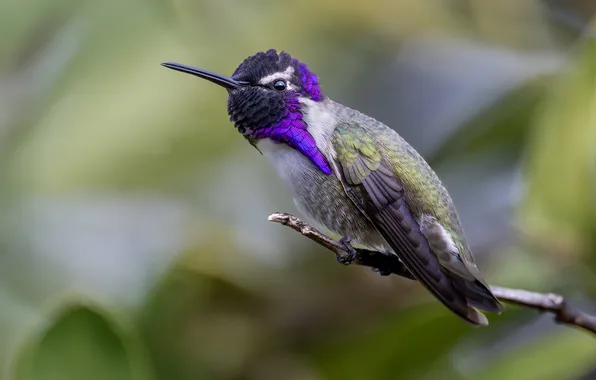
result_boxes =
[2,0,596,379]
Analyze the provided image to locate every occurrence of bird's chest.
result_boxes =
[257,139,373,241]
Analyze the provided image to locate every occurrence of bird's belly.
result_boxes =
[258,139,385,249]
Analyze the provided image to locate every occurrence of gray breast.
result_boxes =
[257,139,380,247]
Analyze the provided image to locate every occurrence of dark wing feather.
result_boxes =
[332,122,487,325]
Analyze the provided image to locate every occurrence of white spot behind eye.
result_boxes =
[258,66,295,85]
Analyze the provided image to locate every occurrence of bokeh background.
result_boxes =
[2,0,596,379]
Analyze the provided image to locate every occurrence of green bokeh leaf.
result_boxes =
[312,303,473,380]
[521,36,596,262]
[430,76,549,166]
[13,303,152,380]
[468,329,596,380]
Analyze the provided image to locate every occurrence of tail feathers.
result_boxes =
[465,307,489,326]
[447,276,503,327]
[438,275,503,326]
[459,278,503,313]
[414,273,501,326]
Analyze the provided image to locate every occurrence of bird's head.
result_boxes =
[162,49,332,174]
[162,49,324,138]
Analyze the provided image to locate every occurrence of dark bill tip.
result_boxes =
[161,62,248,90]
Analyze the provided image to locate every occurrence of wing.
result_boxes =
[331,121,489,325]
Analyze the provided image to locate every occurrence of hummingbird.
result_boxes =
[162,49,503,325]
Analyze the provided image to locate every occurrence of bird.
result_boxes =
[161,49,503,326]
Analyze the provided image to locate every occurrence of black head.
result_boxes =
[161,49,324,136]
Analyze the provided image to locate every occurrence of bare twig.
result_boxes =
[487,286,596,334]
[268,212,596,336]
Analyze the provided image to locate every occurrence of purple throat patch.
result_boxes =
[251,93,331,174]
[295,60,323,102]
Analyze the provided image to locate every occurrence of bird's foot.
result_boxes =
[336,235,357,265]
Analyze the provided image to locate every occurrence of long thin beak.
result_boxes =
[161,62,248,90]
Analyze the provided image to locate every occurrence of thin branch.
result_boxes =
[268,212,596,336]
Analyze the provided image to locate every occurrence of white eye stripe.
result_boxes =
[258,66,295,85]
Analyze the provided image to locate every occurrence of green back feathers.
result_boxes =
[332,120,458,234]
[333,123,381,185]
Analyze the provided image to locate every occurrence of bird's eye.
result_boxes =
[273,80,286,91]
